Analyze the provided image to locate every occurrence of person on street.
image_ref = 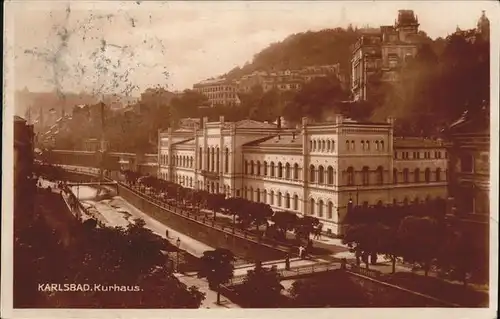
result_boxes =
[298,246,305,259]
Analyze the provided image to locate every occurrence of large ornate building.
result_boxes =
[193,77,241,107]
[158,116,448,235]
[351,10,421,101]
[446,109,490,220]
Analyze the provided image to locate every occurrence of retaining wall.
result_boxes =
[118,184,287,262]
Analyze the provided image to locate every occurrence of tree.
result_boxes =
[251,202,274,234]
[289,270,369,307]
[240,263,284,307]
[398,216,441,276]
[270,210,298,241]
[206,193,225,220]
[197,248,235,305]
[294,215,320,242]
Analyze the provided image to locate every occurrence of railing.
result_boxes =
[58,164,295,254]
[227,261,338,286]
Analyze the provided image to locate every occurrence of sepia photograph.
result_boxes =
[2,1,498,318]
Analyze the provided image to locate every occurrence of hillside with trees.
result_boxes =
[225,27,361,79]
[46,19,489,153]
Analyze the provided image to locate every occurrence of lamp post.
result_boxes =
[176,237,181,272]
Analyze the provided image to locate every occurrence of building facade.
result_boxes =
[446,109,490,219]
[351,10,420,101]
[193,78,240,107]
[158,115,448,235]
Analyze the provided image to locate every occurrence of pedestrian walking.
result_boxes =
[165,229,169,239]
[285,254,291,270]
[298,246,305,260]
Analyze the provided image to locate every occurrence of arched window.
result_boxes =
[278,162,283,178]
[313,140,317,151]
[327,202,333,219]
[375,141,379,150]
[257,161,261,175]
[261,189,266,203]
[224,148,229,173]
[250,160,255,175]
[318,200,324,217]
[216,147,220,172]
[425,168,431,183]
[310,140,313,150]
[270,162,275,177]
[376,166,383,185]
[285,193,291,208]
[347,166,354,186]
[249,187,254,201]
[436,168,441,182]
[345,140,350,151]
[294,195,299,210]
[362,166,370,185]
[361,140,365,150]
[414,168,420,183]
[327,140,331,151]
[285,163,291,179]
[278,192,282,207]
[331,140,335,151]
[310,198,315,215]
[199,147,203,169]
[210,148,215,171]
[350,140,355,150]
[366,141,370,150]
[309,165,316,183]
[327,166,334,185]
[403,168,409,183]
[244,160,249,174]
[293,163,299,180]
[403,197,409,205]
[256,188,261,202]
[270,191,274,205]
[393,168,398,184]
[264,161,268,176]
[321,140,326,151]
[381,141,385,150]
[318,166,325,184]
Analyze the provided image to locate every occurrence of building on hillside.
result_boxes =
[193,77,240,107]
[445,109,490,220]
[454,11,490,43]
[158,115,448,235]
[351,9,421,101]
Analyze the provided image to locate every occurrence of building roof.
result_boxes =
[394,137,446,148]
[173,138,195,146]
[446,109,489,135]
[235,119,277,129]
[243,134,302,148]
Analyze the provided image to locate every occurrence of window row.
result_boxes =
[395,151,447,160]
[244,161,338,185]
[345,140,385,151]
[309,139,336,152]
[393,168,446,184]
[242,188,338,220]
[198,147,230,173]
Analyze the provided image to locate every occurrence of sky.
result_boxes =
[5,1,495,97]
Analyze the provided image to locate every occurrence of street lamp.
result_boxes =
[176,237,181,272]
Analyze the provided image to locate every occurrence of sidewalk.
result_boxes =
[115,196,214,258]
